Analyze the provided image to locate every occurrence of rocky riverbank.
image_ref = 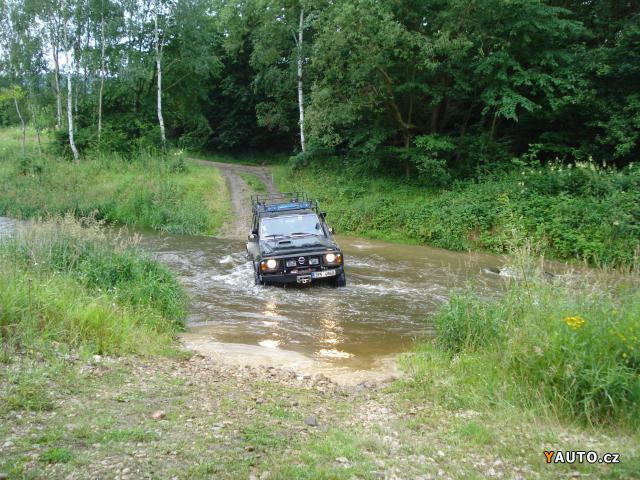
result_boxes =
[2,349,637,480]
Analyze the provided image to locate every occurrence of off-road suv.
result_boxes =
[246,192,346,287]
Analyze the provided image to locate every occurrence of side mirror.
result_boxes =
[320,212,327,219]
[329,227,335,235]
[248,233,258,241]
[251,228,258,235]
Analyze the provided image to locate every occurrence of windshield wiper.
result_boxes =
[290,232,322,237]
[264,234,290,239]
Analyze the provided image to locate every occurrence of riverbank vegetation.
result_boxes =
[1,0,639,476]
[0,129,230,235]
[276,160,640,267]
[402,252,640,430]
[0,216,187,358]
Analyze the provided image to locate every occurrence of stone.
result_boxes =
[303,416,318,427]
[151,410,166,420]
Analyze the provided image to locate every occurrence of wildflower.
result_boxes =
[564,315,586,330]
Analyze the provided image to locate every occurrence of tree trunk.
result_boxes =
[64,22,80,164]
[53,43,62,130]
[403,132,411,180]
[98,5,106,145]
[154,2,166,150]
[296,8,306,153]
[30,103,42,154]
[455,102,474,165]
[14,97,26,156]
[490,112,498,140]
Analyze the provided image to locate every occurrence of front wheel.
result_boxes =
[331,272,347,287]
[254,266,264,286]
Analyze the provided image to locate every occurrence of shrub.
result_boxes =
[275,160,640,267]
[0,216,186,355]
[421,265,640,426]
[4,214,187,323]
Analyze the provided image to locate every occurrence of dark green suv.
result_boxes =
[246,193,346,287]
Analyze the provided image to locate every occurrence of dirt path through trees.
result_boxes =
[189,158,278,239]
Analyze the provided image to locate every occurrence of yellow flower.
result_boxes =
[564,316,586,330]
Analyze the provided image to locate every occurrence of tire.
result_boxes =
[332,272,347,287]
[253,266,263,286]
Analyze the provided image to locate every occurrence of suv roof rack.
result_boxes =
[251,192,319,216]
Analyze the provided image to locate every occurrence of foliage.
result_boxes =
[406,260,640,426]
[0,216,186,355]
[275,160,640,267]
[0,147,230,235]
[1,0,639,170]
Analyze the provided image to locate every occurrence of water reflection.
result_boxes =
[133,232,507,369]
[0,217,508,370]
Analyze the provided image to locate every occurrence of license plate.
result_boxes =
[312,269,337,279]
[296,275,311,284]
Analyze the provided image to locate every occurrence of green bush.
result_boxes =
[418,268,640,426]
[0,216,186,356]
[275,160,640,267]
[4,215,187,323]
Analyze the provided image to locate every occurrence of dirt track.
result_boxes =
[189,159,279,239]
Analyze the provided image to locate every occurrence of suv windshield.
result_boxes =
[261,214,323,238]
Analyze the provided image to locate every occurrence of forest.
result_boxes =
[1,2,640,478]
[1,0,639,177]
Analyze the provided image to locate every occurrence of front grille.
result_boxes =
[284,255,321,272]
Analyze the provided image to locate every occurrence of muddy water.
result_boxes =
[0,216,509,380]
[135,231,506,371]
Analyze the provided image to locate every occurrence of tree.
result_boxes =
[61,0,80,162]
[154,0,167,150]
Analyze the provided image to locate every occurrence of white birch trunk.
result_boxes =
[14,96,26,155]
[53,44,62,130]
[98,6,105,144]
[64,23,80,164]
[296,8,306,152]
[154,2,166,150]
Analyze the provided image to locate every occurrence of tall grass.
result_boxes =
[0,145,230,235]
[0,216,187,356]
[275,161,640,268]
[403,248,640,427]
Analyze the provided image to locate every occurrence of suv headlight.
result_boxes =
[260,259,279,271]
[324,252,342,264]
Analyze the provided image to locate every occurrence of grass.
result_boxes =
[0,128,232,235]
[0,215,187,358]
[274,160,640,268]
[238,171,268,193]
[399,246,640,429]
[1,353,637,479]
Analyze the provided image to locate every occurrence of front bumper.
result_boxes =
[260,265,344,285]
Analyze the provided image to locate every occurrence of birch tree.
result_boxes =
[154,0,167,149]
[39,0,65,130]
[294,8,305,152]
[62,0,80,163]
[249,0,318,152]
[97,0,106,143]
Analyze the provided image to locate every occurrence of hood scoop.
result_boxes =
[277,240,292,245]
